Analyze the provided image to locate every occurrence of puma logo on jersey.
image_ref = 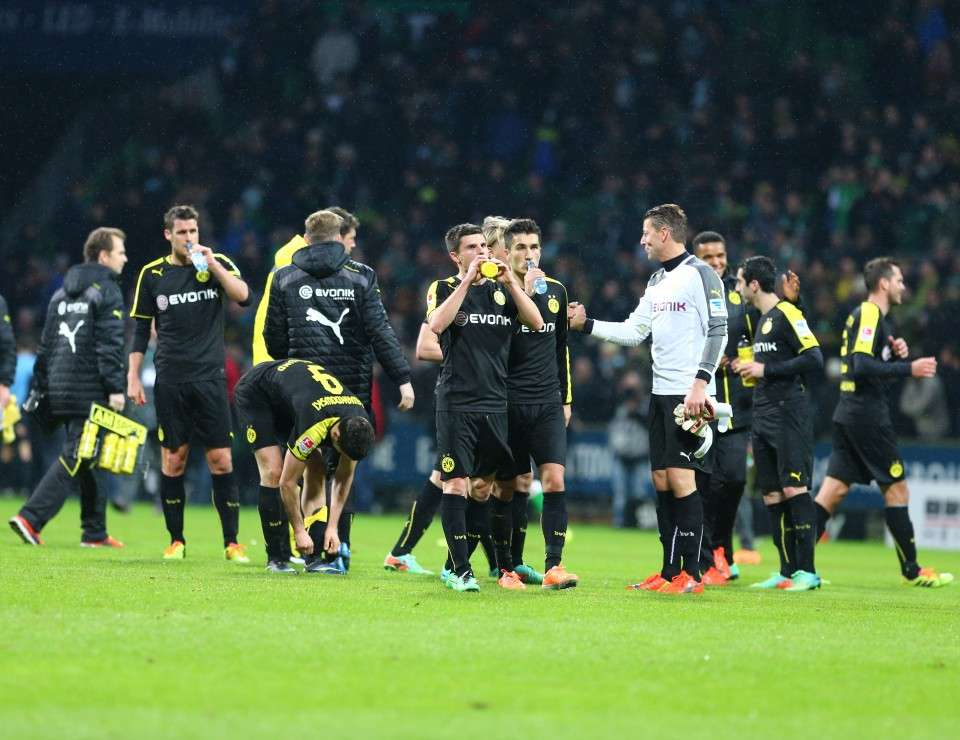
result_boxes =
[112,310,123,320]
[151,268,163,276]
[789,471,802,481]
[306,307,350,344]
[58,321,84,353]
[679,451,692,461]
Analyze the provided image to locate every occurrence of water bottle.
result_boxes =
[187,241,208,273]
[527,259,548,294]
[737,335,756,388]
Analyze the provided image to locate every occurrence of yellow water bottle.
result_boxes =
[99,432,120,469]
[77,421,100,459]
[119,436,140,474]
[737,335,756,388]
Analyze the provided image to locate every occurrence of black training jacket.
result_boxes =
[262,241,410,406]
[33,262,126,418]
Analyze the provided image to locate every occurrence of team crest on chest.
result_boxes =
[762,318,773,335]
[196,270,210,283]
[493,290,506,306]
[729,292,741,305]
[547,297,559,314]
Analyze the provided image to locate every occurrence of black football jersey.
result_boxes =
[131,254,241,383]
[506,277,571,405]
[242,358,366,460]
[833,301,908,426]
[427,276,518,412]
[752,301,819,416]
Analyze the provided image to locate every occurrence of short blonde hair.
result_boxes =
[83,227,126,262]
[304,210,343,243]
[482,215,512,250]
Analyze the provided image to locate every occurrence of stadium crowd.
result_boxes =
[3,0,960,504]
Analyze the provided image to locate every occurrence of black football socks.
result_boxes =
[258,485,288,562]
[511,491,530,566]
[674,492,704,581]
[490,496,514,573]
[814,500,831,540]
[786,493,816,574]
[160,473,186,544]
[392,479,442,557]
[885,505,920,580]
[656,490,680,579]
[211,472,240,547]
[766,501,791,577]
[441,494,470,577]
[541,491,567,571]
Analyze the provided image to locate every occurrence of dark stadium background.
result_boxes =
[1,0,958,527]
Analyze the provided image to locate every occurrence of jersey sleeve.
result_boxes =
[778,302,819,353]
[360,268,411,386]
[426,280,452,318]
[129,265,156,319]
[213,253,242,278]
[553,281,572,404]
[694,261,728,379]
[851,302,881,356]
[0,295,17,387]
[588,293,652,346]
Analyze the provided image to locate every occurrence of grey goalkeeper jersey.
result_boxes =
[590,254,727,396]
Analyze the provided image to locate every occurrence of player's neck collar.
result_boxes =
[661,251,691,272]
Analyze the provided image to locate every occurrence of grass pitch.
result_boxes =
[1,500,958,739]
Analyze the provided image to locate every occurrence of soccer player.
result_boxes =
[734,256,823,591]
[814,257,951,587]
[488,218,578,590]
[692,231,801,581]
[569,204,727,594]
[127,205,251,562]
[233,358,375,572]
[428,223,543,592]
[10,227,128,548]
[262,209,413,571]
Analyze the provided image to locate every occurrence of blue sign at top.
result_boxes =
[0,1,258,73]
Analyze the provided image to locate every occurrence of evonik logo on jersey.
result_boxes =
[754,341,778,353]
[454,311,511,327]
[156,288,218,311]
[521,321,556,333]
[652,301,687,313]
[58,301,89,315]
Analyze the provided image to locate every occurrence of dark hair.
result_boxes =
[644,203,687,244]
[444,223,483,252]
[503,218,542,248]
[338,415,376,461]
[327,206,359,236]
[163,204,199,231]
[864,256,900,293]
[83,227,126,262]
[692,230,726,249]
[740,255,777,293]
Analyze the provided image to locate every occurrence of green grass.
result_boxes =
[1,500,958,739]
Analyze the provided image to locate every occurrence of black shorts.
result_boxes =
[826,422,905,486]
[155,379,233,449]
[436,410,512,481]
[649,394,713,473]
[233,379,293,451]
[752,406,813,494]
[497,402,567,480]
[712,428,749,486]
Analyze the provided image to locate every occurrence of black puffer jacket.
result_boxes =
[33,262,126,418]
[263,241,410,406]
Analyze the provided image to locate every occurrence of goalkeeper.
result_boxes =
[569,204,726,594]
